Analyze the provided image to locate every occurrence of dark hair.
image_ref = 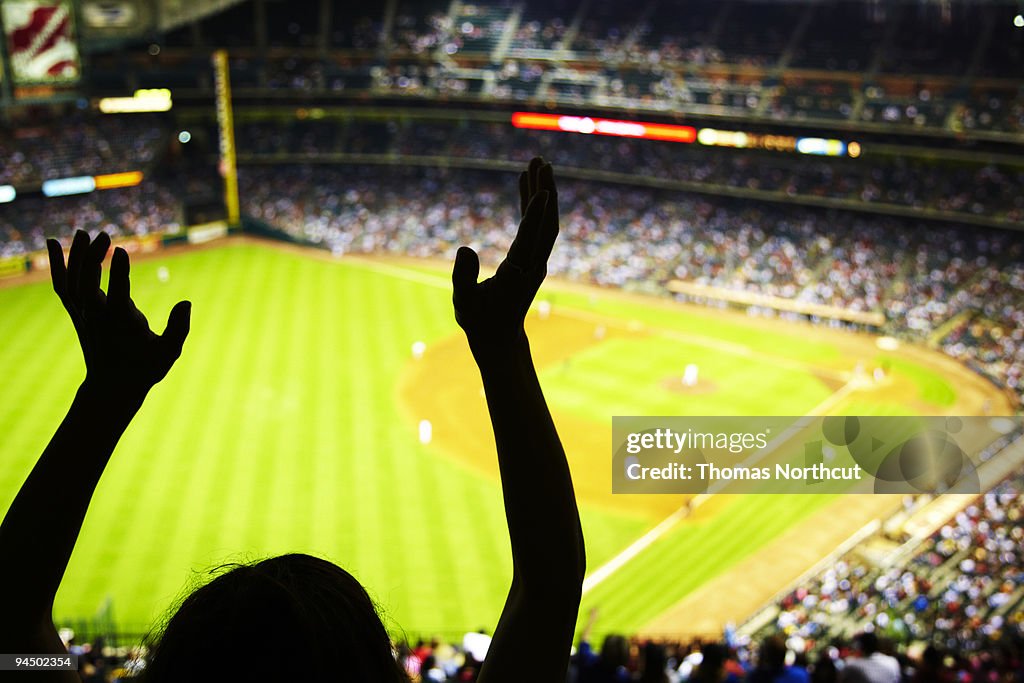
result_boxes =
[638,642,668,683]
[854,632,879,655]
[747,636,790,683]
[599,634,630,670]
[141,553,407,682]
[692,643,727,682]
[760,635,788,670]
[921,644,943,668]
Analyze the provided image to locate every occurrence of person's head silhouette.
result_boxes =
[143,554,406,681]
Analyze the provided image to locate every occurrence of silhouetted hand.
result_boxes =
[452,157,558,355]
[47,230,191,398]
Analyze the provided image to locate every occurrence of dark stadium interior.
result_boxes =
[0,0,1023,681]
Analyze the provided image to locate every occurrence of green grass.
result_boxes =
[539,336,832,418]
[877,355,958,407]
[0,241,959,639]
[578,493,836,635]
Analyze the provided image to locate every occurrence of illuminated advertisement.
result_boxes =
[1,0,80,83]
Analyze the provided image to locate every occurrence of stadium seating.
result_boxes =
[0,114,168,187]
[227,117,1024,222]
[78,0,1017,134]
[0,184,180,258]
[755,470,1024,654]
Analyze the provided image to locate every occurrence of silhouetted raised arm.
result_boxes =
[452,158,586,683]
[0,231,190,682]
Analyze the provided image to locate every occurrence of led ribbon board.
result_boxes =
[511,113,861,157]
[512,112,697,143]
[38,171,143,199]
[698,128,860,157]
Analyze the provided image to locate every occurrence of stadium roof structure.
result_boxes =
[158,0,248,32]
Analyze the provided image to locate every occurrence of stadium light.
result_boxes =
[0,186,15,203]
[511,112,697,143]
[1015,13,1024,27]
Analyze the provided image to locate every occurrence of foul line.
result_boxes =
[336,255,456,289]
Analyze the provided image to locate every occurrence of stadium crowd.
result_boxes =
[53,619,1024,681]
[0,114,167,187]
[80,0,1023,134]
[232,118,1024,222]
[4,113,1020,224]
[206,52,1024,134]
[0,183,181,258]
[747,471,1024,680]
[940,264,1024,395]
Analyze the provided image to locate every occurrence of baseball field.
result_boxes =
[0,238,1012,641]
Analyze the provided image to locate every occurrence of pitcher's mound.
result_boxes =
[660,376,718,395]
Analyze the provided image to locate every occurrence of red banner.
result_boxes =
[2,1,80,84]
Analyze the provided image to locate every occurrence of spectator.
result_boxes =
[749,636,810,683]
[839,633,899,683]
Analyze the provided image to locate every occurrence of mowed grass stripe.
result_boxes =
[306,262,342,557]
[116,249,263,618]
[386,279,433,624]
[368,281,412,616]
[337,267,390,572]
[267,251,312,553]
[311,259,351,566]
[0,287,62,366]
[388,274,473,629]
[183,249,264,564]
[180,248,268,564]
[0,289,81,475]
[49,249,229,620]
